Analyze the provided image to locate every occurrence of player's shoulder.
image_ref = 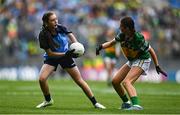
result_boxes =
[57,24,66,29]
[38,27,49,40]
[134,32,144,40]
[115,33,125,42]
[38,29,45,39]
[56,24,72,34]
[39,29,44,35]
[134,32,147,45]
[56,24,68,32]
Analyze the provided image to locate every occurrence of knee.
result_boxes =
[112,78,120,86]
[122,80,131,88]
[39,76,46,83]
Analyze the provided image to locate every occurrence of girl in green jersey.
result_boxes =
[96,16,167,110]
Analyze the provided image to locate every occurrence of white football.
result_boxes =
[70,42,85,57]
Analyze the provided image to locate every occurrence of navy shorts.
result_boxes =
[44,56,76,71]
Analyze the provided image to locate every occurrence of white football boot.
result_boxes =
[94,103,106,109]
[36,99,54,108]
[125,105,143,110]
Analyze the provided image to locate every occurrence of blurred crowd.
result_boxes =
[0,0,180,67]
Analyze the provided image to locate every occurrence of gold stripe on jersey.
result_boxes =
[121,47,139,59]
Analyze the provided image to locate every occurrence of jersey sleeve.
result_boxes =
[57,24,72,34]
[137,35,150,52]
[115,33,123,42]
[38,31,49,50]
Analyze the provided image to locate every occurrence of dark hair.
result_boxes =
[42,11,54,28]
[120,16,135,31]
[41,11,59,49]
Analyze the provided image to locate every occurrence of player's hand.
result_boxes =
[155,65,167,77]
[65,49,78,58]
[72,53,79,58]
[96,44,103,55]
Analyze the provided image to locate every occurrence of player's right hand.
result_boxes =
[65,49,78,58]
[96,44,103,55]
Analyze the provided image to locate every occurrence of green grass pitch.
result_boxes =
[0,79,180,114]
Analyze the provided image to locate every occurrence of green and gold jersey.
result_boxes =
[115,32,150,61]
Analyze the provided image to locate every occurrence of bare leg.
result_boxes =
[39,64,55,96]
[36,64,55,108]
[65,66,94,98]
[122,66,143,97]
[112,64,130,97]
[65,66,106,109]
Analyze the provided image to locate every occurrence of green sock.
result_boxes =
[130,96,139,105]
[120,94,129,102]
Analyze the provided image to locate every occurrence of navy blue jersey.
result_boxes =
[38,24,72,59]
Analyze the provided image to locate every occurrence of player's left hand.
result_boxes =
[156,65,167,77]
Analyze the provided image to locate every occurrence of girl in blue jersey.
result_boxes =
[36,11,105,109]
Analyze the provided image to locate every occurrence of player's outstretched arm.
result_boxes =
[96,38,116,55]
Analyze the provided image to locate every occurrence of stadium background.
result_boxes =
[0,0,180,82]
